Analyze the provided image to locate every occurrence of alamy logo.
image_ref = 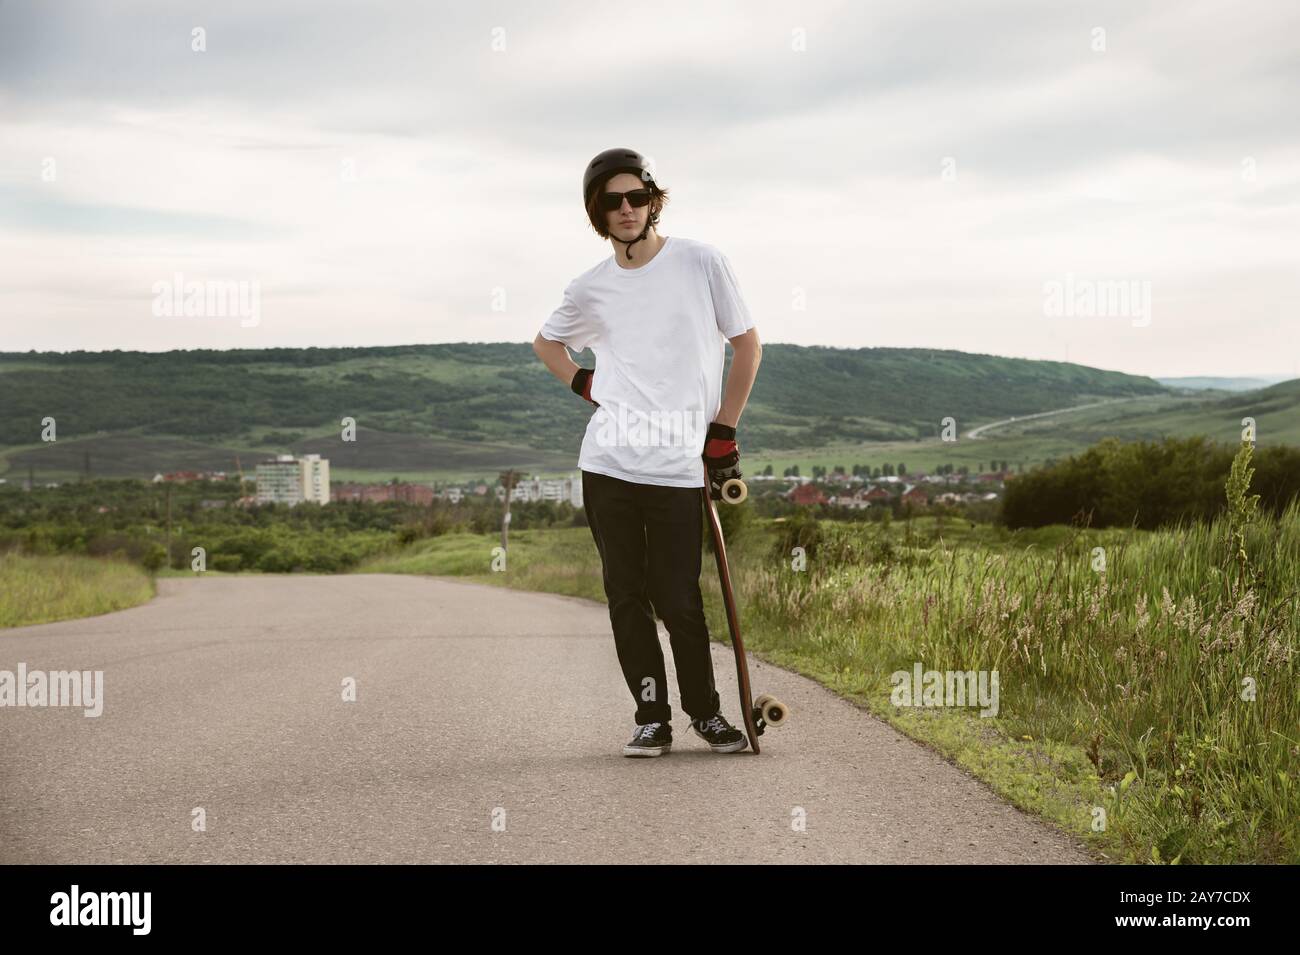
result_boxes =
[1043,272,1151,327]
[50,885,151,935]
[890,663,1000,717]
[593,402,707,456]
[151,272,260,327]
[0,663,104,716]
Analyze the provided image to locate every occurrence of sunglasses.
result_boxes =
[598,188,653,212]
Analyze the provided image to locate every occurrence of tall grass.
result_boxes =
[738,444,1298,862]
[0,552,155,628]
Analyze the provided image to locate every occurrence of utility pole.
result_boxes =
[498,469,519,554]
[165,482,173,570]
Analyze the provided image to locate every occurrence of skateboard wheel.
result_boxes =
[720,478,748,504]
[754,693,788,727]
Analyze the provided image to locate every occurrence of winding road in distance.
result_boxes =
[965,396,1144,440]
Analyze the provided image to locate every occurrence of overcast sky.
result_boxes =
[1,0,1297,379]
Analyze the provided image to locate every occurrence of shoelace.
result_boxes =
[636,722,663,740]
[697,714,727,735]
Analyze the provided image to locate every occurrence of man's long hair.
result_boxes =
[585,174,671,240]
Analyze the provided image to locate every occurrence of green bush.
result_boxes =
[770,509,824,561]
[140,543,167,572]
[1002,437,1300,529]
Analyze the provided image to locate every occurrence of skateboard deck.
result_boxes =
[700,466,788,754]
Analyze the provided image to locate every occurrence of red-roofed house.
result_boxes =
[901,485,928,507]
[786,484,827,506]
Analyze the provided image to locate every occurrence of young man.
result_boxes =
[532,147,763,757]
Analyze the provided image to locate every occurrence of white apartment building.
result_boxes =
[255,453,331,506]
[505,473,583,507]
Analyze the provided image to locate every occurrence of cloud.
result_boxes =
[0,185,283,237]
[0,0,1297,378]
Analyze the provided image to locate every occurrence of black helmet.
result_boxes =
[583,147,662,259]
[582,147,659,206]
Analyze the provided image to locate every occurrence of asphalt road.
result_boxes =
[0,574,1095,864]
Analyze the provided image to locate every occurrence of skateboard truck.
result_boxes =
[752,693,789,736]
[701,465,789,753]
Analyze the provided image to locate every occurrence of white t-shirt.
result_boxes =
[540,235,755,487]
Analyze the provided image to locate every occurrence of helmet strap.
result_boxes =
[613,219,652,260]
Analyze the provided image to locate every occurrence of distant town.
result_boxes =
[0,452,1013,512]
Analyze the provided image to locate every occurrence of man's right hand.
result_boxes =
[570,368,599,407]
[702,421,742,501]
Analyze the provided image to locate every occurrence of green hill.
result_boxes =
[0,343,1170,481]
[1156,376,1279,392]
[977,378,1300,447]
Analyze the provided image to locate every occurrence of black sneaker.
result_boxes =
[623,721,672,757]
[690,712,748,753]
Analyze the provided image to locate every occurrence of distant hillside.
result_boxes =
[0,344,1167,478]
[1156,376,1287,392]
[975,378,1300,448]
[741,345,1164,446]
[0,344,1167,448]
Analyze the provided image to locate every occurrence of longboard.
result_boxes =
[700,466,788,754]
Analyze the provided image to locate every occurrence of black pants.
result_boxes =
[582,469,721,726]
